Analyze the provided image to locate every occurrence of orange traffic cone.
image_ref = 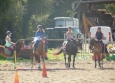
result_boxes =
[42,62,47,77]
[14,71,19,83]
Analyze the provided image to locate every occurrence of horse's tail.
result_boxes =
[53,48,63,55]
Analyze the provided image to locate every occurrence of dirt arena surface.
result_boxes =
[0,60,115,83]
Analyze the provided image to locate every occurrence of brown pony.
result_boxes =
[0,39,24,58]
[89,38,105,68]
[30,38,46,68]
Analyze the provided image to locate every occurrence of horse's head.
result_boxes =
[70,39,79,48]
[89,38,98,50]
[39,37,47,45]
[36,37,47,50]
[15,39,25,50]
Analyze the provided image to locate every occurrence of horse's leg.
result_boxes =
[30,49,34,68]
[31,44,34,68]
[64,53,67,67]
[102,58,103,68]
[34,54,40,68]
[98,55,101,68]
[41,55,45,63]
[31,54,34,68]
[73,54,76,68]
[68,55,71,68]
[69,55,71,68]
[95,55,96,68]
[35,54,39,63]
[38,55,41,68]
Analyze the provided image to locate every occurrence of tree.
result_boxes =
[22,0,54,38]
[104,3,115,14]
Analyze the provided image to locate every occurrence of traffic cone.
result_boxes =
[42,62,47,77]
[14,71,19,83]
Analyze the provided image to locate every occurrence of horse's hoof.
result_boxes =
[65,65,70,69]
[67,66,70,69]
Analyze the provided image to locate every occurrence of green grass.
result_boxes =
[0,49,93,64]
[47,49,63,60]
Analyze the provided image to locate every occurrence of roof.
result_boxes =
[54,17,78,21]
[72,0,115,4]
[91,26,111,28]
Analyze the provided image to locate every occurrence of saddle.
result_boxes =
[5,45,15,51]
[4,45,15,56]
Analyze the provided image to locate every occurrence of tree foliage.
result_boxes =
[0,0,115,44]
[104,3,115,14]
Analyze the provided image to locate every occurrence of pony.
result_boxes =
[30,38,47,68]
[0,39,25,58]
[53,39,79,68]
[89,38,105,68]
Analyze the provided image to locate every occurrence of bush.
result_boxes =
[106,56,111,61]
[111,55,115,61]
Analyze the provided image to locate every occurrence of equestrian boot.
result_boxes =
[33,49,35,54]
[33,45,37,54]
[33,40,39,53]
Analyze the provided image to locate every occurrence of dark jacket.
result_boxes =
[95,32,103,40]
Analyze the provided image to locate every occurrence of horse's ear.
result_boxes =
[20,39,24,41]
[19,39,25,42]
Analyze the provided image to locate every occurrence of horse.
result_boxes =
[30,38,47,68]
[89,38,105,68]
[0,39,25,59]
[53,39,79,68]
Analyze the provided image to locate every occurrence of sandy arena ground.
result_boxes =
[0,59,115,83]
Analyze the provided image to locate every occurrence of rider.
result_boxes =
[33,25,46,53]
[33,25,48,59]
[5,31,15,56]
[66,27,74,49]
[95,27,104,52]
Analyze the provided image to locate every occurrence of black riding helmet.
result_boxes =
[68,27,72,29]
[98,27,101,30]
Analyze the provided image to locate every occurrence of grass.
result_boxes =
[0,48,93,64]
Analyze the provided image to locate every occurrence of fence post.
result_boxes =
[64,33,66,41]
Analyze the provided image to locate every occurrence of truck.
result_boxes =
[45,17,82,48]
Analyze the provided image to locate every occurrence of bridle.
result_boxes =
[15,39,25,50]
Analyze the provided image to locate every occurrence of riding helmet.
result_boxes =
[68,27,72,29]
[98,27,101,30]
[6,31,12,34]
[37,25,42,28]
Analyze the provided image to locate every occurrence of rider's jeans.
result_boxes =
[34,40,40,51]
[34,40,48,52]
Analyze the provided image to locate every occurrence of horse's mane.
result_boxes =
[69,40,78,46]
[15,39,24,48]
[15,39,22,44]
